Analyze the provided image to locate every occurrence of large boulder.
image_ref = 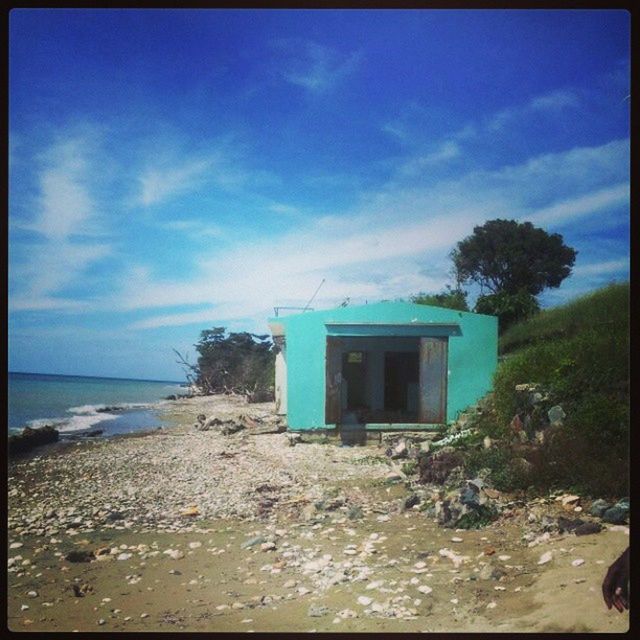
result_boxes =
[9,425,59,455]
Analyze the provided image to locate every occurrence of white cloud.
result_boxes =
[529,89,580,111]
[117,135,628,329]
[488,88,580,131]
[572,258,629,277]
[9,131,113,312]
[526,183,629,228]
[396,142,461,177]
[138,158,211,206]
[274,39,361,94]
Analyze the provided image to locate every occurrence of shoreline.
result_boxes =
[7,394,629,633]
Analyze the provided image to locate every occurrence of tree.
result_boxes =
[176,327,275,399]
[411,286,469,311]
[452,219,577,297]
[474,290,540,330]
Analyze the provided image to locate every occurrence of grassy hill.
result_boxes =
[466,282,629,497]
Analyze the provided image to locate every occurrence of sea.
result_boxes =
[7,372,186,437]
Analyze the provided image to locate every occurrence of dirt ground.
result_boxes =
[6,396,630,633]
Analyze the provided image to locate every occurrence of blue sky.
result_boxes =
[9,9,630,381]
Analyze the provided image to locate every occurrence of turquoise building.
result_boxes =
[268,301,498,432]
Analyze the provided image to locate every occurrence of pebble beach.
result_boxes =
[7,395,629,633]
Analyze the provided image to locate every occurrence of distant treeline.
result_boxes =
[175,328,275,402]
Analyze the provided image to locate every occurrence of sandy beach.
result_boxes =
[7,395,629,633]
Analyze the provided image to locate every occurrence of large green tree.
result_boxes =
[452,219,577,296]
[451,219,576,330]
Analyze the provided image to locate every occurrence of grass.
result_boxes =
[499,282,629,355]
[468,282,630,497]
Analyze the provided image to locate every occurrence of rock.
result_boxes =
[479,563,504,580]
[537,551,553,565]
[357,595,373,606]
[560,495,580,507]
[557,516,585,533]
[9,426,59,455]
[547,405,566,425]
[285,433,302,447]
[307,604,330,618]
[483,436,492,449]
[240,536,267,549]
[417,585,433,595]
[338,608,358,619]
[260,542,276,552]
[391,440,408,459]
[404,494,420,510]
[574,522,602,536]
[602,506,628,524]
[65,550,95,563]
[589,499,611,518]
[571,559,585,567]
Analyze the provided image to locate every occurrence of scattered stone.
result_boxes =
[307,604,330,618]
[357,595,373,606]
[538,551,553,565]
[574,522,602,536]
[547,405,566,425]
[589,499,611,518]
[417,585,433,595]
[602,504,629,524]
[65,550,95,563]
[571,559,585,567]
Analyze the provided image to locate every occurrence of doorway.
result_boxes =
[325,335,448,425]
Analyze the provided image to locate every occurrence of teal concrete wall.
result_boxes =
[269,301,497,431]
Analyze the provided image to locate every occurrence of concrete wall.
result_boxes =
[274,346,287,415]
[269,301,497,431]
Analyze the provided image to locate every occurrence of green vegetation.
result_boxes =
[175,327,275,400]
[411,286,469,311]
[412,219,576,330]
[499,282,629,354]
[468,282,629,497]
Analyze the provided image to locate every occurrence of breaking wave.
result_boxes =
[25,403,155,434]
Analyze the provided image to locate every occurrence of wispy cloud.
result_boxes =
[138,158,212,207]
[115,135,628,330]
[527,183,629,228]
[273,39,361,94]
[488,88,581,131]
[10,130,114,311]
[572,257,629,277]
[163,219,225,238]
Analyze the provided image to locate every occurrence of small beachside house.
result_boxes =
[268,301,498,432]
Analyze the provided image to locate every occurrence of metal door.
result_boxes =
[418,337,448,423]
[325,337,343,424]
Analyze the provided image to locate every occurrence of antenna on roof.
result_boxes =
[339,297,350,307]
[303,278,325,312]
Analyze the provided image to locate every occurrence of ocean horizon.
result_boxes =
[8,371,187,435]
